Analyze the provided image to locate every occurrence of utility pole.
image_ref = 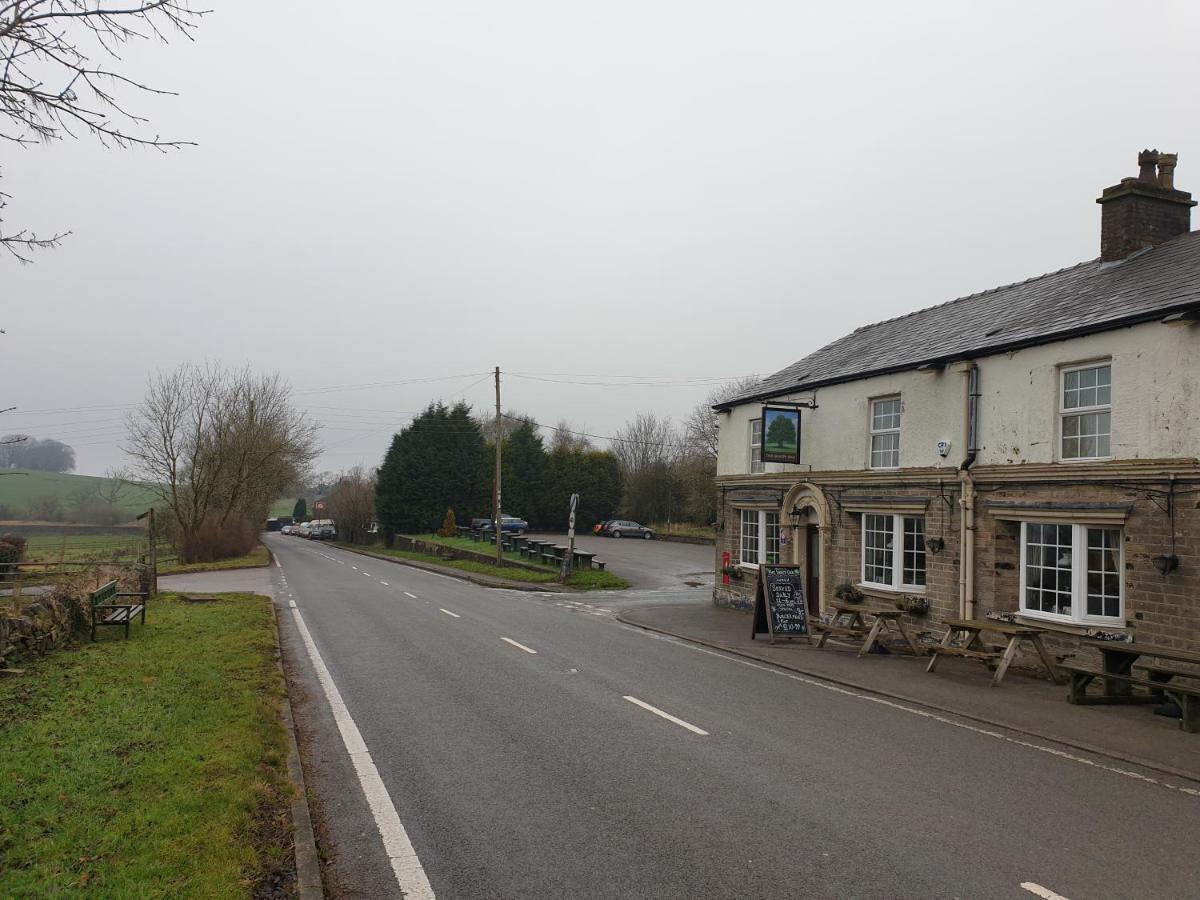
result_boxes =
[493,366,503,564]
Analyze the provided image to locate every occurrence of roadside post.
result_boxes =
[559,493,579,582]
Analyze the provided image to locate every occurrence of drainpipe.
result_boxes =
[958,364,980,619]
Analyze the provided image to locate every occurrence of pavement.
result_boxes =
[617,600,1200,782]
[259,533,1200,899]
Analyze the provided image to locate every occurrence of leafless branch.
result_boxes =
[1,0,205,259]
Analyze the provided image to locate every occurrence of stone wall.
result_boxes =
[0,591,85,666]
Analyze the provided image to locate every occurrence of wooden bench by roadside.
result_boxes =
[1060,640,1200,733]
[813,603,923,657]
[926,618,1062,687]
[89,579,148,641]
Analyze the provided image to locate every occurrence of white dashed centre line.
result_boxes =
[623,696,708,736]
[380,581,389,587]
[404,591,417,599]
[439,609,461,618]
[500,637,537,655]
[1021,883,1071,900]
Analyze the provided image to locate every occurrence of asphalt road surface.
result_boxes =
[267,535,1200,900]
[524,532,714,590]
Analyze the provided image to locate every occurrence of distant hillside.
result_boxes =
[0,470,160,524]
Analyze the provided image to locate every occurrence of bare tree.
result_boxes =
[325,466,376,545]
[610,412,679,474]
[1,1,204,261]
[549,419,593,452]
[683,375,762,460]
[476,409,532,445]
[121,363,319,560]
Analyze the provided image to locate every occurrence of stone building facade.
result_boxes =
[713,151,1200,659]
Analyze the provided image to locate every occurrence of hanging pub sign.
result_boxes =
[751,564,809,644]
[760,406,801,464]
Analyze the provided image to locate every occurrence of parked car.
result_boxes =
[296,522,312,537]
[475,516,528,535]
[592,520,611,536]
[281,525,294,535]
[602,520,654,539]
[309,519,335,540]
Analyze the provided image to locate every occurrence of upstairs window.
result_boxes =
[749,418,764,474]
[1061,363,1111,460]
[869,397,901,469]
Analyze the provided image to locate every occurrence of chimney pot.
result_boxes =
[1138,149,1160,183]
[1158,153,1178,190]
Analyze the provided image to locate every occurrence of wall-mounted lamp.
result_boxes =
[788,504,808,528]
[1152,554,1179,575]
[927,538,945,554]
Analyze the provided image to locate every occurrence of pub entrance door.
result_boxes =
[804,525,820,616]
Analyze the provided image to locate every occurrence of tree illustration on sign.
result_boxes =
[764,411,798,458]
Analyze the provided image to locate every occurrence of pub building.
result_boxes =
[714,150,1200,664]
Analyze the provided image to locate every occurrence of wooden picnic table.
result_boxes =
[925,617,1062,687]
[812,603,923,657]
[1060,640,1200,732]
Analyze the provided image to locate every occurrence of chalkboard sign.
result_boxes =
[751,565,809,643]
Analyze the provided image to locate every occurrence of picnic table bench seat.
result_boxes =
[813,604,923,657]
[1059,663,1200,732]
[88,579,147,641]
[926,618,1061,686]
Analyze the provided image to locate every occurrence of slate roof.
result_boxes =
[720,230,1200,409]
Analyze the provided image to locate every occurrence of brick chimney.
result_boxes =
[1097,149,1196,261]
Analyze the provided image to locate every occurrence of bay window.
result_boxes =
[739,509,780,567]
[861,513,925,590]
[1020,522,1123,624]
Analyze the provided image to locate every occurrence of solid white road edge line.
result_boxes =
[439,609,461,618]
[622,625,1200,799]
[1021,883,1071,900]
[623,695,709,736]
[290,604,436,899]
[500,637,538,655]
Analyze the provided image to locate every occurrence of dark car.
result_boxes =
[602,520,654,539]
[473,516,529,535]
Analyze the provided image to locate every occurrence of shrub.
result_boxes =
[178,516,259,564]
[0,534,26,576]
[437,508,457,538]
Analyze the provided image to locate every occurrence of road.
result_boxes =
[267,534,1200,899]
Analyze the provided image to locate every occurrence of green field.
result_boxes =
[0,593,293,895]
[269,497,301,518]
[0,470,159,523]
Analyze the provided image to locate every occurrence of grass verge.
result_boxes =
[157,543,271,577]
[335,541,630,591]
[0,592,293,896]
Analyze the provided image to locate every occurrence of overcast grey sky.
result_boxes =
[4,0,1199,476]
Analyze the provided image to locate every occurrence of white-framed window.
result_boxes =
[739,509,780,567]
[749,419,764,474]
[869,397,901,469]
[1020,522,1123,624]
[1060,363,1111,460]
[861,513,926,590]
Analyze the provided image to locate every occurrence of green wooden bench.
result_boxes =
[89,579,148,641]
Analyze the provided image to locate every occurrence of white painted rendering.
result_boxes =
[718,320,1200,476]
